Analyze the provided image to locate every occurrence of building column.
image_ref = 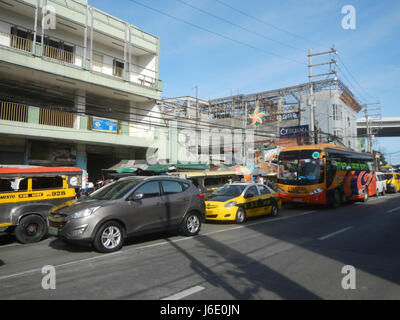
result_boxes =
[74,89,86,129]
[76,144,87,189]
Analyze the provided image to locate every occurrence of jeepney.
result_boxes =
[0,166,82,243]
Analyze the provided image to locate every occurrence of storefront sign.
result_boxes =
[92,117,118,133]
[279,125,310,138]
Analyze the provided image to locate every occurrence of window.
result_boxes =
[161,180,183,195]
[181,182,190,191]
[134,181,160,199]
[333,104,342,121]
[245,186,258,198]
[113,60,124,77]
[258,185,271,195]
[32,176,63,190]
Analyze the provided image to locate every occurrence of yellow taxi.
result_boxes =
[205,183,282,224]
[384,173,400,193]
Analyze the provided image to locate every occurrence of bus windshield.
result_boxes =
[278,150,324,186]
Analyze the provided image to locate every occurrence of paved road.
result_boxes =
[1,193,400,300]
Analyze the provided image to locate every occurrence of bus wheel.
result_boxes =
[332,190,342,208]
[361,189,369,203]
[14,215,48,244]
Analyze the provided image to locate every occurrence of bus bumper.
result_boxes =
[278,192,326,205]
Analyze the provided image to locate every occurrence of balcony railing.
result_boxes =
[39,108,76,128]
[10,34,32,53]
[43,45,75,64]
[1,27,161,89]
[0,102,28,122]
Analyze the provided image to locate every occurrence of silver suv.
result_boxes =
[48,176,205,253]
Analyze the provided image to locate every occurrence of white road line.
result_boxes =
[0,210,318,281]
[318,226,353,241]
[387,206,400,214]
[161,285,205,300]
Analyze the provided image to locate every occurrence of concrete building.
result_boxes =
[160,79,363,165]
[0,0,162,181]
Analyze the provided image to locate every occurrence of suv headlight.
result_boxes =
[225,201,237,207]
[310,188,324,195]
[70,207,100,219]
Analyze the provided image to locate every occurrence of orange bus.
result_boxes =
[276,144,376,207]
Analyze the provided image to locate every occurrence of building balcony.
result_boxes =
[0,29,162,95]
[0,101,157,148]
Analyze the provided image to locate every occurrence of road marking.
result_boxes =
[0,210,318,281]
[161,285,205,300]
[318,226,353,241]
[387,206,400,214]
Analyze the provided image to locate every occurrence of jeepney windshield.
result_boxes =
[278,150,324,186]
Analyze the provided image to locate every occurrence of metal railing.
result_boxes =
[43,45,75,64]
[0,102,28,122]
[39,108,76,128]
[10,34,32,53]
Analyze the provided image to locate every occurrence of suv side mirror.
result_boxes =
[244,193,255,199]
[129,193,144,201]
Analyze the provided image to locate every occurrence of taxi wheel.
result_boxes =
[270,202,279,217]
[14,215,48,244]
[235,208,246,224]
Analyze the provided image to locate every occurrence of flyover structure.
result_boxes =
[357,118,400,137]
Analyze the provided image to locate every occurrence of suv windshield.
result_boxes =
[90,179,142,200]
[278,150,324,186]
[384,174,393,179]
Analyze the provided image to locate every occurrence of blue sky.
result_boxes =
[91,0,400,161]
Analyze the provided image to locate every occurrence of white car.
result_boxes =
[376,172,387,196]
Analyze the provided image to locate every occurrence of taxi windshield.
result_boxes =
[212,185,246,197]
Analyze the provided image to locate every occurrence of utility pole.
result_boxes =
[363,102,382,154]
[192,85,199,162]
[308,47,338,144]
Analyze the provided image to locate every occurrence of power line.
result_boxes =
[174,0,306,53]
[213,0,322,47]
[126,0,306,66]
[336,54,380,103]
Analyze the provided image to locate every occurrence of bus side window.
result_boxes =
[0,179,13,192]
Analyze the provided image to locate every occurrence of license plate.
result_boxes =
[48,226,59,236]
[293,198,303,203]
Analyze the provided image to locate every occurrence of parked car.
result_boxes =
[48,176,205,253]
[205,183,281,224]
[384,173,400,193]
[375,172,387,196]
[0,166,82,244]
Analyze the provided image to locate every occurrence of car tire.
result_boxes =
[14,215,48,244]
[93,221,124,253]
[270,201,279,217]
[181,212,201,236]
[235,208,246,224]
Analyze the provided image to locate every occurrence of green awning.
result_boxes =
[116,168,137,173]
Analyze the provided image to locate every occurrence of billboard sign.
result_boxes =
[279,125,310,138]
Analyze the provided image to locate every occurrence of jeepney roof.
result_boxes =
[0,167,83,178]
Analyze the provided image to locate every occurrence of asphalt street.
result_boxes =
[1,193,400,300]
